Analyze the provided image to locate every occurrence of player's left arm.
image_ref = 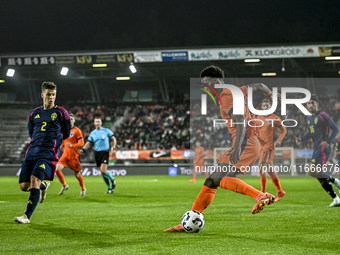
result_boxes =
[28,118,34,138]
[60,108,71,140]
[322,116,339,148]
[110,135,116,150]
[66,129,84,148]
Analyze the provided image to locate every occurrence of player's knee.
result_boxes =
[30,176,41,189]
[19,183,30,191]
[204,176,217,188]
[74,172,80,178]
[204,173,224,188]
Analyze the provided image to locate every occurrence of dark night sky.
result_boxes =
[1,0,340,54]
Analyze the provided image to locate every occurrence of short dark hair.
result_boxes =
[41,81,57,92]
[262,98,272,105]
[310,94,319,103]
[200,65,224,78]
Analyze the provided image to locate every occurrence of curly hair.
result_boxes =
[200,65,224,78]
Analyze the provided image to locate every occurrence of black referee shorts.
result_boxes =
[94,150,110,167]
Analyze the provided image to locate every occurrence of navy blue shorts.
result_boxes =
[311,150,330,166]
[19,159,57,183]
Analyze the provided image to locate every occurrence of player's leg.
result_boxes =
[164,137,274,232]
[267,159,286,201]
[70,159,86,197]
[15,160,49,223]
[15,160,34,223]
[100,163,115,193]
[308,160,340,207]
[218,137,275,213]
[258,158,268,192]
[189,164,198,183]
[56,161,69,195]
[97,151,115,193]
[18,160,33,192]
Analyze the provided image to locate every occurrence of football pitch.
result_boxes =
[1,175,339,254]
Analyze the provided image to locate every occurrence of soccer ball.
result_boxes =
[181,210,205,233]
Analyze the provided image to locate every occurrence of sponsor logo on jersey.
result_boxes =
[39,164,46,169]
[51,113,57,121]
[34,114,40,119]
[314,118,318,124]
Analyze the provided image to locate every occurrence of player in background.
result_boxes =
[296,94,340,207]
[80,117,116,194]
[56,113,86,197]
[165,65,276,232]
[189,141,209,183]
[257,98,287,201]
[15,82,71,223]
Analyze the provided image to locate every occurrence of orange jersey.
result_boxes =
[194,146,204,165]
[220,85,256,140]
[60,126,84,158]
[257,114,283,149]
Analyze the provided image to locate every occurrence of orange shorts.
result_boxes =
[58,155,82,172]
[259,148,275,164]
[218,136,260,172]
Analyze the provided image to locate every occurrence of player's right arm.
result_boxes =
[296,117,312,145]
[229,113,246,164]
[248,83,281,102]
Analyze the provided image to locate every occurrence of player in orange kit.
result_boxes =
[165,65,277,232]
[56,113,86,197]
[257,98,287,201]
[189,141,209,183]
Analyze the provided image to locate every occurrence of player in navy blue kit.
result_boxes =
[15,82,71,223]
[296,94,340,207]
[80,117,116,194]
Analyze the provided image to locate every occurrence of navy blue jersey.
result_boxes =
[25,105,71,161]
[301,111,339,161]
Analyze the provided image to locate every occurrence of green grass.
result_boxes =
[1,175,340,254]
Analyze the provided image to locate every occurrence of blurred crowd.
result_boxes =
[66,102,190,151]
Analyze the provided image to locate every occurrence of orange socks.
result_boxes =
[76,175,86,190]
[219,177,260,199]
[191,186,217,213]
[259,172,267,192]
[56,170,67,187]
[268,172,282,192]
[270,178,282,192]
